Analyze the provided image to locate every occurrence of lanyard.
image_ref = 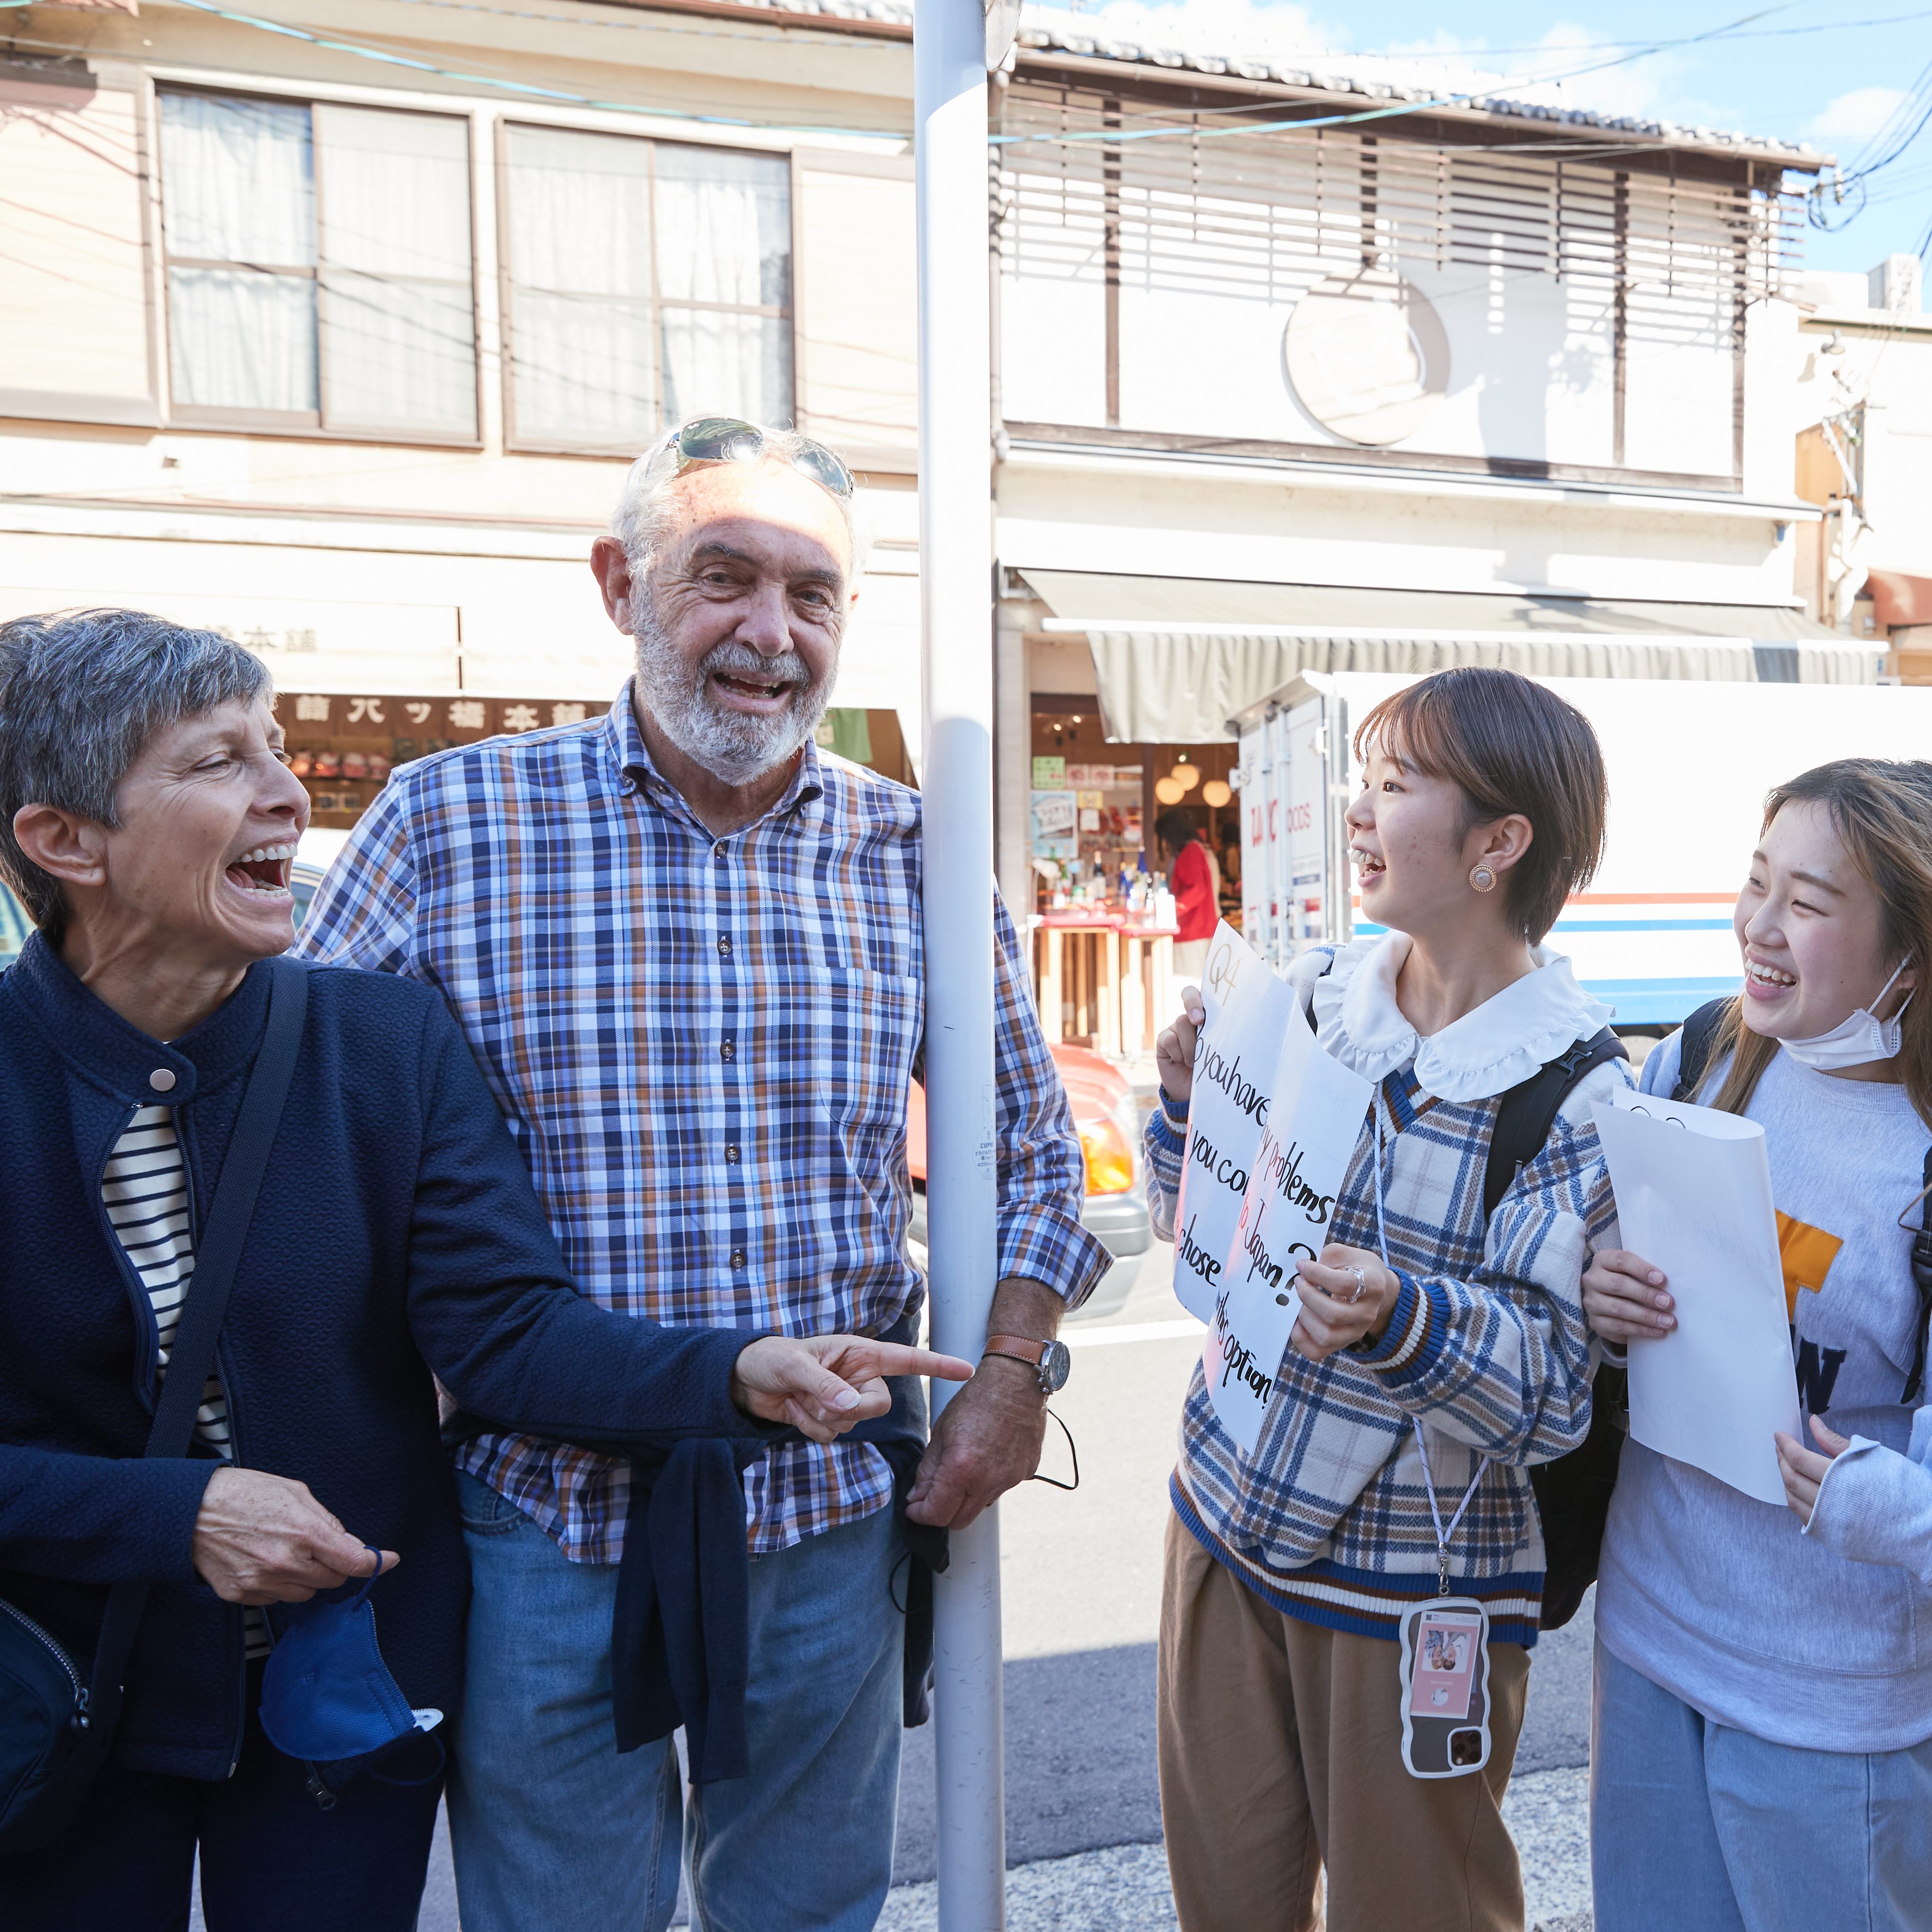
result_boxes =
[1370,1094,1490,1597]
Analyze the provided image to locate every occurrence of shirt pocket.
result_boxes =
[778,969,924,1135]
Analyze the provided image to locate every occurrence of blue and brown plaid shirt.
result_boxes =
[297,686,1109,1559]
[1145,942,1627,1645]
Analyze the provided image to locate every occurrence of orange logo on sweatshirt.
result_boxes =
[1776,1211,1844,1321]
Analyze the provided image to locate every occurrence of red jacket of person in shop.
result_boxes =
[1171,837,1219,942]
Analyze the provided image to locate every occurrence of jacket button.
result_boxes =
[149,1068,177,1093]
[721,1037,736,1062]
[717,935,732,958]
[730,1249,747,1269]
[725,1143,741,1164]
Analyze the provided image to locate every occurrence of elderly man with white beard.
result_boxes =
[297,418,1110,1932]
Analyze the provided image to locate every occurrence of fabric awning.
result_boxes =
[1866,569,1932,630]
[1017,571,1875,744]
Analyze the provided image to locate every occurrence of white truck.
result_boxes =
[1232,672,1932,1032]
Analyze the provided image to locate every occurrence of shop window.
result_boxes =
[159,91,478,437]
[276,691,604,829]
[500,125,792,451]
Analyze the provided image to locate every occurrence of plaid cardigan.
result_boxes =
[1147,937,1628,1644]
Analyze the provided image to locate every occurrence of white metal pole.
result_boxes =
[915,1,1004,1927]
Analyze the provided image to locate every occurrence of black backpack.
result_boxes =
[1673,997,1932,1409]
[1482,1027,1629,1632]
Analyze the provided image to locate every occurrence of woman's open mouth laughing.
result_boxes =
[225,841,296,901]
[1743,951,1797,1002]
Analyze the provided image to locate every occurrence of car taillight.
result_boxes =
[1079,1116,1134,1195]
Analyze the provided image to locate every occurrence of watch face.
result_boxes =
[1040,1339,1071,1394]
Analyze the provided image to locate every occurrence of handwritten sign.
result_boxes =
[1593,1088,1800,1506]
[1205,998,1374,1454]
[1170,923,1298,1323]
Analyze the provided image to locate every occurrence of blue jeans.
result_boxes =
[1591,1639,1932,1932]
[446,1470,906,1932]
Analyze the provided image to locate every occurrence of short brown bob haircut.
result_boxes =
[1353,667,1608,944]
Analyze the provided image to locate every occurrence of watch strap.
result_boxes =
[982,1334,1049,1366]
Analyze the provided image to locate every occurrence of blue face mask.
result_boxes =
[258,1555,442,1772]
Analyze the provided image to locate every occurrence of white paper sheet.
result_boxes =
[1168,923,1299,1323]
[1204,998,1375,1455]
[1592,1087,1801,1507]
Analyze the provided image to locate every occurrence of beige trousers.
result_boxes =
[1157,1511,1531,1932]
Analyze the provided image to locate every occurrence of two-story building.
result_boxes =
[1,0,927,835]
[982,26,1868,928]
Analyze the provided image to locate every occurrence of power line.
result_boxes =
[1809,53,1932,228]
[994,4,1813,148]
[1269,5,1932,57]
[157,0,909,144]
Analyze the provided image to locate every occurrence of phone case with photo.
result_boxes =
[1398,1599,1492,1779]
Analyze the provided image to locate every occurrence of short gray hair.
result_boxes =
[0,609,271,932]
[609,422,872,577]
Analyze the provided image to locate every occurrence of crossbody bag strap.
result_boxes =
[84,956,310,1730]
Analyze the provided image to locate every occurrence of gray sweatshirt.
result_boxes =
[1594,1030,1932,1752]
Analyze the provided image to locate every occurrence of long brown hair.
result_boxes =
[1704,758,1932,1131]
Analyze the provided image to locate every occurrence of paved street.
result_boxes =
[194,1242,1597,1930]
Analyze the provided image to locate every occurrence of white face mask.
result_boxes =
[1778,957,1913,1072]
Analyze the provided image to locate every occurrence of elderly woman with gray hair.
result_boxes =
[0,609,967,1931]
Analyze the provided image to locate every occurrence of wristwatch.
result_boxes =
[982,1334,1071,1396]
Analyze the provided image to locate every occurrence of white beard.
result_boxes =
[631,589,837,786]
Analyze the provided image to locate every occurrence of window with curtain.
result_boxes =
[503,126,792,451]
[159,92,477,436]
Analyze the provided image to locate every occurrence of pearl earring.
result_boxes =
[1470,864,1497,893]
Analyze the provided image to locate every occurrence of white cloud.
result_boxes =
[1805,86,1909,144]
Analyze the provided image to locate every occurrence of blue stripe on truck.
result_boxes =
[1552,918,1733,933]
[1580,978,1742,1026]
[1356,918,1732,935]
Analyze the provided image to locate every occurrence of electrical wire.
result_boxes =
[1808,52,1932,228]
[992,4,1827,148]
[1234,6,1932,58]
[138,0,910,143]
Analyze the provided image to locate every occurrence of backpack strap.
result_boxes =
[1482,1027,1629,1223]
[1671,998,1732,1105]
[1905,1145,1932,1407]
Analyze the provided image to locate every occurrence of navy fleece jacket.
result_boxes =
[0,935,767,1781]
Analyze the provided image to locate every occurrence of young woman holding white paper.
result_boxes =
[1144,667,1626,1932]
[1582,758,1932,1932]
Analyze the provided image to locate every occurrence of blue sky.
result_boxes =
[1029,0,1932,274]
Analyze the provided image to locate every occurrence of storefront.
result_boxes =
[1028,696,1239,927]
[279,690,915,837]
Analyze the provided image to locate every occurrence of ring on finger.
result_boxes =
[1347,1266,1367,1305]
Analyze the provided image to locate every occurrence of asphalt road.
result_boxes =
[194,1242,1594,1927]
[889,1244,1595,1883]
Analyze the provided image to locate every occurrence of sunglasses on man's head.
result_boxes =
[645,417,855,502]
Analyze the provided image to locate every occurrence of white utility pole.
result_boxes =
[915,0,1010,1925]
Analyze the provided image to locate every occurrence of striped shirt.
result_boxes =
[296,686,1112,1561]
[101,1105,268,1655]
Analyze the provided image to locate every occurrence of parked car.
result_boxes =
[290,857,327,929]
[907,1043,1153,1322]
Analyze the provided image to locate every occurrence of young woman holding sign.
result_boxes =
[1146,667,1625,1932]
[1582,758,1932,1932]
